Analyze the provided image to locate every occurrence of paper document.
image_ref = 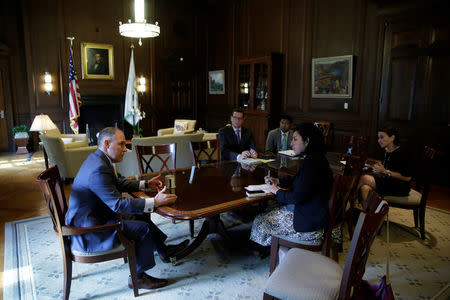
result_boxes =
[278,150,296,157]
[245,184,272,193]
[237,158,275,165]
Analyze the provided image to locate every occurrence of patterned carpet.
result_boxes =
[3,207,450,300]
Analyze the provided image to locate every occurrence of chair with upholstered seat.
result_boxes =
[189,138,221,166]
[36,166,139,300]
[135,144,176,174]
[343,135,368,160]
[384,145,440,239]
[268,173,355,274]
[264,190,388,300]
[314,121,331,145]
[186,138,221,237]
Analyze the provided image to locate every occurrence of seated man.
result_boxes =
[265,115,293,154]
[65,127,188,291]
[219,108,258,160]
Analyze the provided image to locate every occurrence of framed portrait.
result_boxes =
[312,55,353,98]
[81,42,114,80]
[208,70,225,94]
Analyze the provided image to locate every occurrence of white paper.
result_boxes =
[245,184,271,193]
[278,150,296,157]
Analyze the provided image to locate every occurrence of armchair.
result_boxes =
[45,127,89,148]
[157,119,197,136]
[39,135,97,180]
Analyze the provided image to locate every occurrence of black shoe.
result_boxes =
[128,273,168,290]
[159,239,189,262]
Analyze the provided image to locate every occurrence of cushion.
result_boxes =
[265,248,343,300]
[384,189,422,206]
[174,120,189,134]
[61,137,73,144]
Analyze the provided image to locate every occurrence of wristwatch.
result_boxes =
[144,181,149,189]
[386,170,392,177]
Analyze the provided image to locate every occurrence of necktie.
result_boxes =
[236,129,241,143]
[281,132,287,151]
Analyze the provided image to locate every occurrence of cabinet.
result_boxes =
[236,53,283,152]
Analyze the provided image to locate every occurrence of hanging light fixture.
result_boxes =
[119,0,160,46]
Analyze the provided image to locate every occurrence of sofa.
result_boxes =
[45,128,89,148]
[157,119,197,136]
[115,132,215,177]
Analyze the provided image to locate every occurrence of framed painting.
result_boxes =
[81,42,114,80]
[208,70,225,94]
[312,55,353,98]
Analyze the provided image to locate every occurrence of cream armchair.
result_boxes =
[39,135,97,180]
[45,128,89,148]
[157,119,197,136]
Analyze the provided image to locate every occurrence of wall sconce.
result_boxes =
[44,72,53,94]
[137,76,146,94]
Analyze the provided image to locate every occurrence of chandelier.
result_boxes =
[119,0,160,46]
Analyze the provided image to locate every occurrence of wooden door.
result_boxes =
[0,72,9,152]
[379,20,450,161]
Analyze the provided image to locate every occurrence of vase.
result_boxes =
[14,137,29,154]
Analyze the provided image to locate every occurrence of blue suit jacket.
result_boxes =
[65,149,146,253]
[276,152,333,232]
[219,126,256,160]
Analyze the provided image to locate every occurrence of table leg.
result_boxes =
[173,215,231,261]
[43,146,49,169]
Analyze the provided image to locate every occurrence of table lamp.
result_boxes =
[30,114,57,135]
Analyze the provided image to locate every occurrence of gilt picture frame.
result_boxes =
[81,42,114,80]
[312,55,353,98]
[208,70,225,94]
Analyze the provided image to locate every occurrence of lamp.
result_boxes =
[44,72,53,94]
[30,114,57,135]
[119,0,160,46]
[137,76,146,93]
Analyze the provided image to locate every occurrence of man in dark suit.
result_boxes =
[65,127,188,291]
[219,108,257,160]
[265,115,293,154]
[88,53,108,75]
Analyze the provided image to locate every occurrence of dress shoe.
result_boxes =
[159,239,189,263]
[128,273,168,290]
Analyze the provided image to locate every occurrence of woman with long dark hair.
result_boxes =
[250,122,334,246]
[358,125,412,202]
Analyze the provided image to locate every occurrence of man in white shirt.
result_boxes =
[66,127,188,291]
[265,115,293,154]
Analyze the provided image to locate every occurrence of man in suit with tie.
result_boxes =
[65,127,188,291]
[265,115,293,154]
[219,108,258,160]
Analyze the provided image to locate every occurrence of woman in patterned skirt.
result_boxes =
[250,122,333,246]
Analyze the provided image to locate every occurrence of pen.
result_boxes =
[268,170,271,178]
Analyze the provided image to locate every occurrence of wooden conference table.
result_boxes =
[132,153,345,262]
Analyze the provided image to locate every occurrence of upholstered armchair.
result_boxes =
[39,135,97,180]
[157,119,197,136]
[45,128,89,148]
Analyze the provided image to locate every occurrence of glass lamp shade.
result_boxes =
[119,22,160,38]
[30,114,58,133]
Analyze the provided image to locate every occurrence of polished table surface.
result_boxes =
[131,153,345,262]
[133,161,274,220]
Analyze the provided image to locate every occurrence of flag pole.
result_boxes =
[67,36,74,46]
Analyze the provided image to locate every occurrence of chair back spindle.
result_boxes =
[135,143,176,174]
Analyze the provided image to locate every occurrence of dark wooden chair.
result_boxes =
[264,190,388,300]
[36,166,139,300]
[135,143,176,174]
[314,121,331,144]
[189,138,221,166]
[343,135,368,160]
[187,139,221,237]
[268,173,355,276]
[384,145,440,239]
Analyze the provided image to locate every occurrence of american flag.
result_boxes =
[68,45,81,134]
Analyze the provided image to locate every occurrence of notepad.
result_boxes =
[245,184,271,193]
[278,150,296,157]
